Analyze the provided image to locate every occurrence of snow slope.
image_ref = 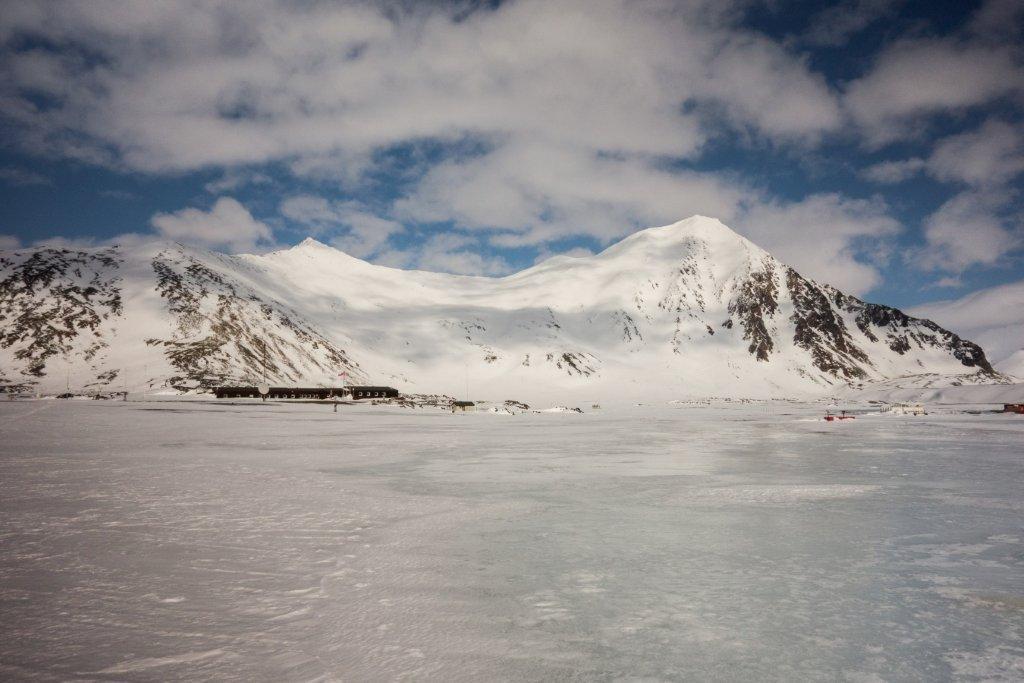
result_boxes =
[0,216,999,402]
[998,349,1024,378]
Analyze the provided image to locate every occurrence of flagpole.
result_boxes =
[338,370,348,399]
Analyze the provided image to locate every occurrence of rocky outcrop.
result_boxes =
[0,248,122,383]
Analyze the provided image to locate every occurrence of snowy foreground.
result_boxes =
[1,400,1023,681]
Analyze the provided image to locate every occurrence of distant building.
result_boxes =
[452,400,475,412]
[348,386,399,400]
[1003,403,1024,414]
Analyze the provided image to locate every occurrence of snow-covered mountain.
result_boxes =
[0,216,1000,402]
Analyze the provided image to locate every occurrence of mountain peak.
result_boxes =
[649,215,747,241]
[294,237,331,250]
[282,237,363,261]
[595,215,760,264]
[262,235,380,273]
[615,215,748,245]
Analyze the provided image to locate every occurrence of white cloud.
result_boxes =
[150,197,272,253]
[393,141,750,246]
[99,189,136,200]
[697,34,841,142]
[927,119,1024,187]
[968,0,1024,42]
[865,119,1024,274]
[909,278,1024,363]
[803,0,902,47]
[375,233,511,276]
[533,246,596,265]
[932,276,963,289]
[204,170,272,194]
[0,166,50,186]
[844,39,1024,146]
[0,1,840,171]
[393,187,904,290]
[862,119,1024,187]
[0,234,21,249]
[0,0,894,279]
[388,141,904,292]
[5,0,1018,294]
[734,193,901,294]
[860,158,926,184]
[25,232,150,250]
[280,195,403,259]
[914,121,1024,273]
[416,236,512,277]
[917,191,1022,271]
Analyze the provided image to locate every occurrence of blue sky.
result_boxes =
[0,0,1021,310]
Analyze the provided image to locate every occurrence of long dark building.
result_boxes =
[212,386,399,400]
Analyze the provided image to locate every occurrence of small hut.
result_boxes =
[1003,403,1024,414]
[452,400,475,413]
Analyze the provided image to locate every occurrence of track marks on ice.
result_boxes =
[93,648,227,674]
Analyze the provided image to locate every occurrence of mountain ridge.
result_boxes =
[0,216,1001,402]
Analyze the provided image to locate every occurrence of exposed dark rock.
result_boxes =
[786,269,869,380]
[546,351,598,376]
[831,288,994,374]
[728,259,778,361]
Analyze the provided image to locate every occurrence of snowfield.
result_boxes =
[2,399,1023,680]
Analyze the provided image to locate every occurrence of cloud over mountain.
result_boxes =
[151,198,273,253]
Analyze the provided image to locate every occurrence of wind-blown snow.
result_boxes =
[1,399,1022,679]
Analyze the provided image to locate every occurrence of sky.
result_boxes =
[0,0,1022,313]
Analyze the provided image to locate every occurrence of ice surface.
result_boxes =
[1,399,1023,680]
